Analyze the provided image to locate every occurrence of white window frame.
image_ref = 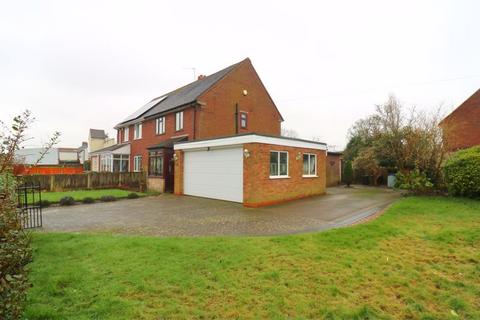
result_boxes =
[175,111,184,131]
[133,155,142,172]
[134,123,142,140]
[269,151,289,179]
[156,117,165,135]
[303,153,317,177]
[124,127,129,142]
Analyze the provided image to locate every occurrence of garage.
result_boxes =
[183,147,243,202]
[174,134,327,207]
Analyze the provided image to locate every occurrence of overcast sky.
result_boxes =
[1,0,479,150]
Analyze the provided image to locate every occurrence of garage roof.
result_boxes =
[174,133,327,151]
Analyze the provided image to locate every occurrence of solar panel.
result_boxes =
[120,95,168,124]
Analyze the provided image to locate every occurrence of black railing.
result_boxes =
[17,184,43,229]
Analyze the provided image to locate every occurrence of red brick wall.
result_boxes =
[243,143,326,207]
[173,150,184,195]
[441,89,480,151]
[196,59,282,139]
[126,108,195,171]
[326,153,342,187]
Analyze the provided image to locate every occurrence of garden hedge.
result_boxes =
[443,146,480,198]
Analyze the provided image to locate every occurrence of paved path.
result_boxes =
[40,186,401,237]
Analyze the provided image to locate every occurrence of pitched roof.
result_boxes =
[440,88,480,125]
[89,142,130,154]
[89,129,107,139]
[147,136,188,150]
[115,59,246,128]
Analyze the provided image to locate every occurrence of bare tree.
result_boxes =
[281,127,299,138]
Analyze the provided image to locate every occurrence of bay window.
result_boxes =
[148,151,164,176]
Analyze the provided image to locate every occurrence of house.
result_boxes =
[93,58,327,205]
[88,129,115,153]
[15,146,85,175]
[96,58,283,187]
[440,89,480,151]
[174,134,327,207]
[326,151,343,187]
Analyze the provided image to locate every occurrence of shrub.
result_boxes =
[37,200,51,208]
[59,196,75,206]
[395,169,434,195]
[443,146,480,198]
[127,192,139,199]
[343,161,353,187]
[100,195,116,202]
[82,197,95,204]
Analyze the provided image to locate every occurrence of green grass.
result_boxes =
[30,189,149,203]
[25,197,480,319]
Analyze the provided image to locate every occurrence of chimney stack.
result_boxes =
[197,74,206,80]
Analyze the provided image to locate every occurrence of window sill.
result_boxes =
[155,133,166,136]
[302,175,318,178]
[134,138,142,140]
[148,175,164,178]
[269,176,290,179]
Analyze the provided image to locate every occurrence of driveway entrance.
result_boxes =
[40,186,400,236]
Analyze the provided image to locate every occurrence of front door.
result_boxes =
[164,152,174,192]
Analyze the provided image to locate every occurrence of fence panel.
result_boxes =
[18,172,145,191]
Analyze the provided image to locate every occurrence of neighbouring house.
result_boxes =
[88,129,115,154]
[326,151,343,187]
[174,134,327,207]
[440,89,480,152]
[15,146,85,175]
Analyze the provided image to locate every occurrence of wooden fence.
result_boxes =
[19,172,147,192]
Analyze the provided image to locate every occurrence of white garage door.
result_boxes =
[183,147,243,202]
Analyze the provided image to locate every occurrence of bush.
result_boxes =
[127,192,139,199]
[443,146,480,198]
[343,161,353,187]
[59,196,75,206]
[82,197,95,204]
[395,169,434,195]
[100,195,116,202]
[37,200,51,208]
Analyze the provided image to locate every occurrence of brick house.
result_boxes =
[93,58,328,205]
[440,89,480,151]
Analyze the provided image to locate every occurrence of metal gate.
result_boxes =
[17,184,43,229]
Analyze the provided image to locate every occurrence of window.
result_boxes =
[175,111,183,131]
[148,151,164,176]
[100,154,113,172]
[303,153,317,176]
[113,154,129,172]
[240,112,247,128]
[156,117,165,135]
[124,127,129,142]
[134,123,142,140]
[133,155,142,172]
[270,151,289,177]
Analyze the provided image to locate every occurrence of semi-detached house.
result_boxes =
[91,58,328,206]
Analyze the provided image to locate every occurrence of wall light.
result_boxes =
[296,152,302,160]
[243,149,250,158]
[172,153,178,161]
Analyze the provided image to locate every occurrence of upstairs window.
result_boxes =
[134,123,142,140]
[270,151,289,178]
[303,153,317,176]
[175,111,184,131]
[156,117,165,135]
[240,112,248,128]
[124,127,129,142]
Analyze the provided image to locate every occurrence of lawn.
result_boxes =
[25,197,480,319]
[29,189,148,203]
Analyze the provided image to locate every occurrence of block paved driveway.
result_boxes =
[40,186,401,237]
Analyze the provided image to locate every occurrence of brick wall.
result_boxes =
[441,89,480,151]
[197,59,282,139]
[243,143,326,207]
[326,153,342,187]
[173,150,184,195]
